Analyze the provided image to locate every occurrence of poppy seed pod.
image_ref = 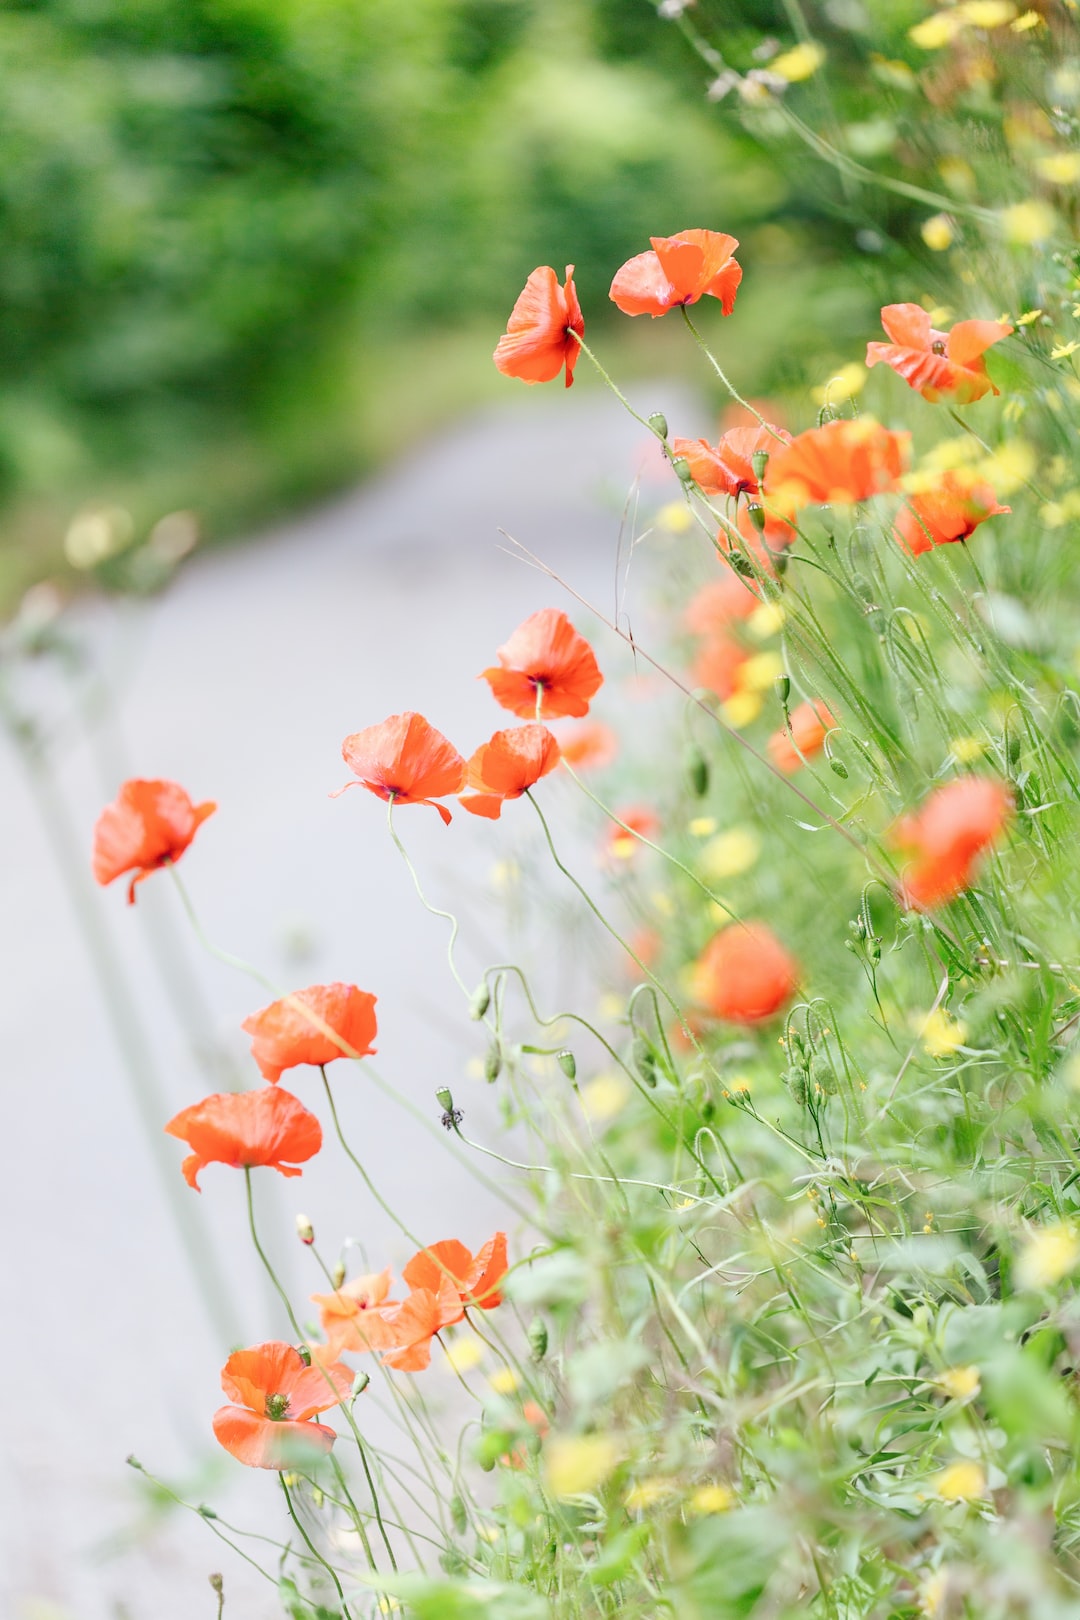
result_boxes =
[435,1086,455,1114]
[648,411,669,439]
[673,456,694,484]
[775,674,791,708]
[746,503,767,534]
[751,448,769,484]
[557,1049,577,1080]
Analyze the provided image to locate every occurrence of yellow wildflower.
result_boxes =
[489,1366,520,1395]
[937,1365,981,1400]
[811,361,867,405]
[771,41,826,81]
[1017,1222,1080,1289]
[1001,200,1057,243]
[544,1435,619,1500]
[689,1483,734,1513]
[916,1007,967,1057]
[580,1073,631,1124]
[935,1460,986,1501]
[700,827,761,880]
[921,215,955,252]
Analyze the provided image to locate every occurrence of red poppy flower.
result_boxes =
[164,1087,322,1190]
[212,1341,352,1470]
[671,423,791,498]
[92,778,216,904]
[557,720,618,772]
[768,701,837,775]
[481,609,603,720]
[609,230,742,319]
[605,806,661,861]
[765,419,909,514]
[494,265,584,388]
[895,471,1010,556]
[685,573,759,635]
[402,1233,508,1312]
[242,983,378,1083]
[338,712,465,825]
[693,923,799,1024]
[866,304,1012,404]
[459,725,561,820]
[312,1269,397,1355]
[376,1286,462,1372]
[692,634,750,701]
[893,777,1012,909]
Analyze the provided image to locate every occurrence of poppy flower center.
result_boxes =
[931,340,946,356]
[265,1392,291,1421]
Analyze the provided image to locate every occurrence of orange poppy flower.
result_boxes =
[212,1341,352,1470]
[494,265,584,388]
[671,423,791,498]
[893,777,1012,909]
[164,1086,322,1190]
[609,230,742,319]
[481,609,603,720]
[895,471,1010,556]
[92,778,216,904]
[459,725,561,820]
[557,720,618,772]
[866,304,1012,404]
[692,634,749,701]
[312,1269,397,1354]
[338,712,465,825]
[376,1286,462,1372]
[242,982,378,1083]
[765,418,909,514]
[403,1233,508,1312]
[605,806,661,860]
[693,923,799,1024]
[685,573,759,635]
[767,701,837,775]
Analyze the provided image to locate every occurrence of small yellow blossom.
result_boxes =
[544,1434,619,1500]
[935,1460,986,1501]
[871,55,917,89]
[917,1007,967,1057]
[811,361,867,406]
[921,215,955,252]
[442,1336,485,1374]
[1051,341,1080,360]
[689,817,717,838]
[938,157,976,195]
[950,736,985,763]
[958,0,1016,24]
[910,11,959,47]
[700,826,761,880]
[1015,308,1044,326]
[650,887,676,916]
[1010,6,1043,26]
[937,1364,981,1400]
[740,650,785,692]
[976,440,1036,494]
[64,505,135,570]
[489,1366,520,1395]
[465,1057,487,1081]
[1037,152,1080,184]
[657,501,693,533]
[747,600,786,639]
[597,993,625,1022]
[580,1073,631,1123]
[721,689,762,728]
[772,41,826,81]
[1001,200,1057,243]
[689,1483,734,1513]
[625,1477,674,1510]
[490,859,520,892]
[919,1570,949,1616]
[1017,1222,1080,1289]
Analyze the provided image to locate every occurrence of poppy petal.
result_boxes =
[212,1406,337,1470]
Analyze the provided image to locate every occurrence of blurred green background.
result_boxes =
[0,0,934,607]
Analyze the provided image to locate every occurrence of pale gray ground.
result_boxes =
[0,383,695,1620]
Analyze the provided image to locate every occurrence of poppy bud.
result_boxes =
[648,411,669,439]
[829,758,849,779]
[751,449,769,484]
[775,674,791,708]
[209,1574,224,1595]
[529,1315,549,1360]
[332,1260,346,1289]
[729,550,755,576]
[1005,727,1022,770]
[633,1033,658,1087]
[435,1085,455,1113]
[686,746,709,797]
[198,1504,218,1519]
[450,1494,468,1534]
[746,503,766,534]
[470,983,491,1021]
[297,1343,312,1366]
[557,1049,577,1080]
[485,1043,502,1083]
[352,1371,370,1398]
[296,1213,315,1245]
[672,456,694,484]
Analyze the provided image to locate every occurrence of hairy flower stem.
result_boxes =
[386,798,469,998]
[679,306,788,441]
[280,1475,355,1618]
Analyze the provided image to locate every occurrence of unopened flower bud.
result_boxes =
[672,456,693,484]
[469,982,491,1020]
[296,1213,314,1245]
[557,1049,576,1080]
[450,1493,468,1534]
[775,674,791,708]
[332,1259,346,1290]
[198,1504,218,1519]
[729,550,755,575]
[829,758,849,779]
[209,1573,224,1594]
[435,1086,454,1113]
[751,449,769,484]
[686,746,709,797]
[529,1315,549,1359]
[747,503,766,533]
[352,1371,370,1397]
[484,1043,502,1083]
[297,1343,312,1366]
[1006,727,1022,769]
[648,411,669,439]
[633,1033,658,1087]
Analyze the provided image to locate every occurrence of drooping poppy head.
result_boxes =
[481,609,603,720]
[767,701,837,775]
[895,470,1010,556]
[693,922,799,1024]
[893,777,1012,909]
[242,983,378,1083]
[212,1340,352,1470]
[494,265,584,388]
[605,806,661,861]
[557,720,619,772]
[692,633,750,702]
[92,778,216,904]
[164,1086,322,1190]
[338,712,465,825]
[685,573,759,636]
[609,230,742,319]
[764,418,909,514]
[459,725,561,819]
[402,1232,508,1312]
[866,303,1012,404]
[671,423,791,498]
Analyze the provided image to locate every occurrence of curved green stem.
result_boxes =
[280,1476,354,1618]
